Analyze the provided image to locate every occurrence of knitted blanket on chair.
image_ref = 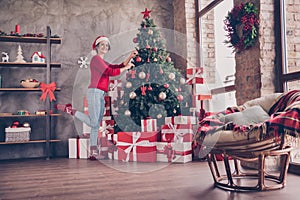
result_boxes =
[194,90,300,144]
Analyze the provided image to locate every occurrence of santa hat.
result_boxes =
[92,36,111,50]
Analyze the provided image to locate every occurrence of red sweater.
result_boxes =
[88,55,123,92]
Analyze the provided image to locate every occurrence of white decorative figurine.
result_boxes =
[31,51,46,63]
[14,45,26,63]
[1,52,9,62]
[78,56,88,68]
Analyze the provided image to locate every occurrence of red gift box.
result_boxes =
[186,77,204,85]
[186,67,203,78]
[161,124,193,143]
[141,118,158,132]
[116,132,157,162]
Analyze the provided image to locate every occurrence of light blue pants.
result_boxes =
[75,88,105,147]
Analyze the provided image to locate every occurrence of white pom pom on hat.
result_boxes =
[92,36,111,50]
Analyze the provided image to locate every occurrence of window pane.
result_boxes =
[199,0,236,111]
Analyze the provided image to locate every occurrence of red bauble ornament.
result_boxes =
[166,57,172,62]
[148,86,153,91]
[153,47,157,52]
[164,83,169,88]
[135,56,142,62]
[177,94,183,101]
[146,44,150,49]
[133,37,138,43]
[147,58,150,62]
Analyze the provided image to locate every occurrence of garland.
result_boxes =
[224,2,259,53]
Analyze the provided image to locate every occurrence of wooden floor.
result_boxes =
[0,158,299,200]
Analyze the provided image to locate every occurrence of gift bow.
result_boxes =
[99,121,114,135]
[163,143,176,162]
[185,68,203,84]
[117,132,155,162]
[109,80,122,91]
[162,123,185,143]
[39,82,56,102]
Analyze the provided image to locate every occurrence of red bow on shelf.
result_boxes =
[39,82,57,102]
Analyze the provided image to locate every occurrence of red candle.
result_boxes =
[15,25,20,34]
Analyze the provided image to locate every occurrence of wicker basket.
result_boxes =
[5,127,31,142]
[20,81,40,88]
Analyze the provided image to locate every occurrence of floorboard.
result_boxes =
[0,158,299,200]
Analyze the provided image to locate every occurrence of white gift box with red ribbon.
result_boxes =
[161,123,193,143]
[141,118,158,132]
[68,138,90,159]
[114,131,157,162]
[165,115,197,125]
[156,142,192,163]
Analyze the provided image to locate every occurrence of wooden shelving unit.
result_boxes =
[0,27,62,159]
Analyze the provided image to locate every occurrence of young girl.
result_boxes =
[55,36,137,160]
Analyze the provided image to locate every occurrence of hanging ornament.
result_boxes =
[153,58,158,62]
[178,87,182,92]
[146,73,150,82]
[120,100,124,105]
[130,70,136,78]
[164,83,169,89]
[125,110,131,116]
[78,56,88,68]
[138,71,146,79]
[177,94,183,102]
[125,81,132,88]
[157,114,162,119]
[135,56,142,62]
[147,57,150,62]
[175,88,178,92]
[129,92,137,99]
[159,92,167,100]
[148,29,153,35]
[173,109,177,114]
[148,86,153,91]
[153,47,157,52]
[133,37,138,43]
[141,85,147,95]
[180,77,186,85]
[166,57,172,62]
[168,73,175,80]
[145,44,151,49]
[159,66,163,74]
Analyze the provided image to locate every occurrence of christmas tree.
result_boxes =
[114,8,192,132]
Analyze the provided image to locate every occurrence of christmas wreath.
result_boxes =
[224,2,259,53]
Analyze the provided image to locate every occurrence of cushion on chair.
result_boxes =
[219,105,270,126]
[242,93,282,113]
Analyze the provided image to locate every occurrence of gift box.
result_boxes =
[161,124,193,143]
[115,131,157,162]
[165,116,197,125]
[141,118,158,132]
[156,142,192,163]
[186,67,203,79]
[193,84,211,96]
[68,137,89,159]
[186,77,204,85]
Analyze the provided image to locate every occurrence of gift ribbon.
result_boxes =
[39,82,56,102]
[116,132,156,162]
[99,121,114,135]
[162,123,183,143]
[185,68,203,84]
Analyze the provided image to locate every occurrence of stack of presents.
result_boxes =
[69,66,211,163]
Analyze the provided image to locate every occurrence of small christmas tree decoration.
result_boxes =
[15,45,26,63]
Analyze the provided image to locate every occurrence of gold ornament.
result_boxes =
[125,81,132,88]
[159,92,167,100]
[138,71,146,79]
[168,73,175,80]
[125,110,131,116]
[129,91,137,99]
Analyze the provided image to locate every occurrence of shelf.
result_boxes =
[0,114,61,118]
[0,139,61,145]
[0,88,61,91]
[0,62,61,68]
[0,35,61,44]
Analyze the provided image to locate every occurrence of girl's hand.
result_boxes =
[125,63,135,70]
[130,50,138,58]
